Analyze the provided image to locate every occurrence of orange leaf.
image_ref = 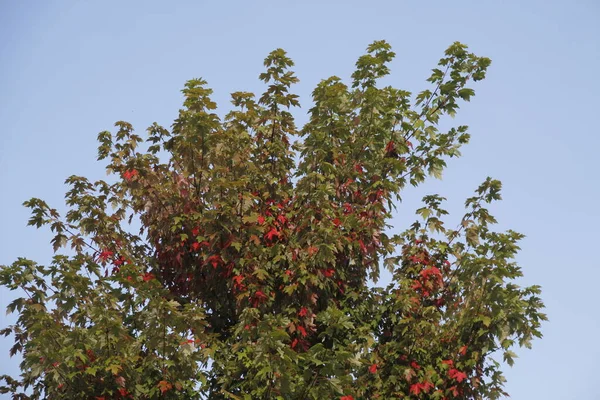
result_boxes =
[158,380,172,394]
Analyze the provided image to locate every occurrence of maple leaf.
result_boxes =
[449,368,467,383]
[340,396,354,400]
[122,169,138,181]
[142,273,155,282]
[113,256,126,266]
[191,242,201,251]
[323,268,335,277]
[420,266,442,279]
[411,360,420,370]
[158,380,172,394]
[297,325,307,337]
[385,140,395,153]
[257,215,265,225]
[265,227,279,241]
[369,363,378,374]
[441,359,454,366]
[403,366,416,381]
[358,239,367,254]
[233,275,244,286]
[459,345,468,355]
[98,249,113,262]
[298,307,308,317]
[207,254,222,268]
[192,227,200,236]
[421,381,434,393]
[449,385,460,397]
[411,280,422,291]
[115,375,126,387]
[332,218,341,227]
[255,290,268,300]
[410,383,422,396]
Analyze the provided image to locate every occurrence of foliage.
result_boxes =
[0,40,545,399]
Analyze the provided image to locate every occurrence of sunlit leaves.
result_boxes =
[0,40,544,400]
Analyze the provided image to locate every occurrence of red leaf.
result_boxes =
[358,239,367,254]
[411,280,422,291]
[385,140,395,153]
[449,368,467,383]
[449,386,460,397]
[207,255,222,268]
[142,273,155,282]
[98,249,113,262]
[298,307,308,317]
[332,218,341,227]
[369,363,378,374]
[257,215,265,225]
[158,380,172,394]
[410,383,422,396]
[441,359,453,366]
[255,290,268,300]
[340,396,354,400]
[343,203,352,214]
[297,325,307,337]
[233,275,244,286]
[410,381,433,396]
[122,169,138,181]
[421,381,434,393]
[419,266,442,279]
[113,256,126,266]
[323,268,335,277]
[265,227,279,241]
[191,242,201,251]
[459,345,467,355]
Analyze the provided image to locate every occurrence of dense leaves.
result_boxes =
[1,41,545,399]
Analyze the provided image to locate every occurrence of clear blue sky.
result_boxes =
[1,1,598,398]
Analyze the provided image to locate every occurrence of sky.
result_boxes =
[0,0,599,398]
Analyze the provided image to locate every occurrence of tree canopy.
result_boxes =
[0,40,546,399]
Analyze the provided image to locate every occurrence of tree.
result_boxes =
[0,40,545,399]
